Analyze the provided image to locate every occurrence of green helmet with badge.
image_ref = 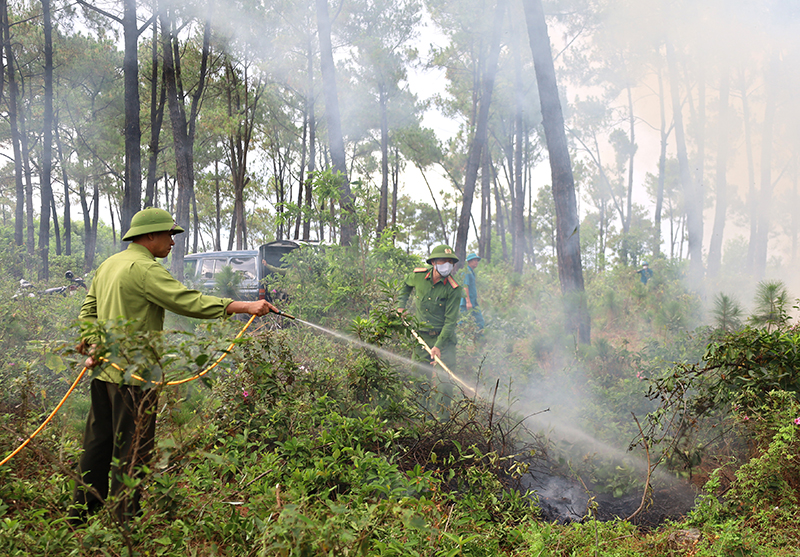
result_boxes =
[122,207,184,241]
[426,244,459,264]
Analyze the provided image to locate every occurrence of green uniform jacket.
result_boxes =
[399,266,462,349]
[79,242,234,384]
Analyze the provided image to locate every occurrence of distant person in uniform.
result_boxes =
[397,245,461,394]
[72,207,279,524]
[460,253,485,331]
[636,262,653,285]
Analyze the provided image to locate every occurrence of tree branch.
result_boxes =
[75,0,123,25]
[137,13,155,37]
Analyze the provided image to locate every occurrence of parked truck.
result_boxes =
[183,239,308,300]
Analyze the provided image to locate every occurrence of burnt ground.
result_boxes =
[519,469,698,527]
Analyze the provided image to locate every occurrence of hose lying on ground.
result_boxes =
[0,311,293,466]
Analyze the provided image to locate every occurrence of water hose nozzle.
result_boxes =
[275,309,296,320]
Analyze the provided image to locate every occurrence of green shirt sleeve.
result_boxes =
[435,280,461,349]
[78,283,98,323]
[143,262,232,320]
[77,243,234,384]
[77,281,100,345]
[398,271,415,307]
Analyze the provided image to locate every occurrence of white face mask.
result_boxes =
[435,262,454,277]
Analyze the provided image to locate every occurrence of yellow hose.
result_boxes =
[405,322,475,396]
[0,315,256,467]
[127,314,256,385]
[0,365,88,467]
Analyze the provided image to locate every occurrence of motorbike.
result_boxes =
[14,271,87,299]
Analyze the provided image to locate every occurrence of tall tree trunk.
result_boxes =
[598,199,606,270]
[316,0,356,246]
[498,172,512,260]
[620,80,636,265]
[741,69,757,272]
[480,142,491,259]
[685,59,707,271]
[226,60,245,250]
[294,121,308,241]
[294,64,309,240]
[303,119,316,241]
[161,10,191,274]
[38,0,54,281]
[81,177,99,274]
[162,12,211,277]
[525,134,533,266]
[665,39,703,284]
[492,169,508,262]
[303,40,316,241]
[224,58,261,250]
[272,149,287,241]
[512,30,525,273]
[108,191,117,248]
[694,67,706,248]
[753,53,779,279]
[50,194,61,256]
[391,146,399,232]
[706,67,730,278]
[377,84,389,235]
[485,168,492,264]
[54,115,71,255]
[625,81,635,234]
[3,2,24,254]
[20,101,35,261]
[654,52,668,257]
[454,0,507,263]
[120,0,142,239]
[0,0,4,103]
[214,159,221,251]
[145,7,166,208]
[192,187,199,253]
[522,0,590,344]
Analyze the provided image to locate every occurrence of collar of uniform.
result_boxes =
[428,270,457,287]
[427,268,445,285]
[127,241,156,261]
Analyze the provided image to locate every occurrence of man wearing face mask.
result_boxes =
[398,245,462,389]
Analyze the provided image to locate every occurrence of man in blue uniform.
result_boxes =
[460,252,485,331]
[636,262,653,285]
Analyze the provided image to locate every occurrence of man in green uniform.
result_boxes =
[72,208,278,523]
[398,245,462,395]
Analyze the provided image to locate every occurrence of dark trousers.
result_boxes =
[73,379,158,521]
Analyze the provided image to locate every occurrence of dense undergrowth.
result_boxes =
[2,242,800,555]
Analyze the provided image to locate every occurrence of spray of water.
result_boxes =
[295,318,477,393]
[294,317,695,522]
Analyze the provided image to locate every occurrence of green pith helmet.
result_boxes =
[122,207,184,241]
[426,244,459,264]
